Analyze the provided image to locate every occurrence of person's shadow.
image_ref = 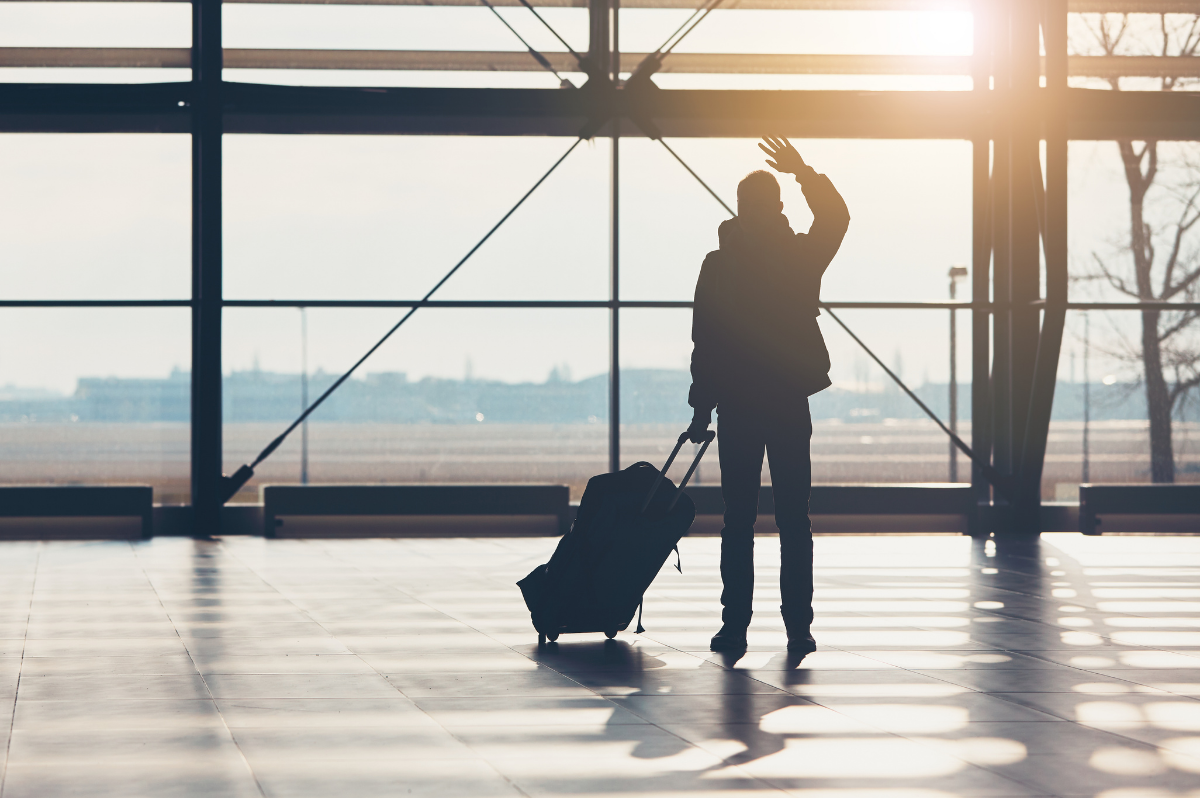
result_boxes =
[528,639,814,770]
[697,650,814,771]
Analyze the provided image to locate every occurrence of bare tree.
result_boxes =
[1075,13,1200,482]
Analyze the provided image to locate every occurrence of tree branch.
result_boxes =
[1093,252,1139,297]
[1164,262,1200,302]
[1160,189,1200,296]
[1157,309,1198,343]
[1169,371,1200,406]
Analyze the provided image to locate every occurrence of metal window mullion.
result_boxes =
[970,0,994,530]
[191,0,223,533]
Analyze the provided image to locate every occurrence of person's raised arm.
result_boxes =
[759,136,850,275]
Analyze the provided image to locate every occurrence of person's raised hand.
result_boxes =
[759,137,812,178]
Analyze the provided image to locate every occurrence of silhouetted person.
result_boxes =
[686,137,850,654]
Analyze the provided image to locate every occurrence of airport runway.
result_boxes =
[2,421,1197,505]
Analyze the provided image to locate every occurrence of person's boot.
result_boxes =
[709,624,748,652]
[786,629,817,654]
[784,617,817,654]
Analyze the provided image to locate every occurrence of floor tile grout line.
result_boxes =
[218,538,559,798]
[0,544,39,798]
[214,541,499,727]
[260,539,796,795]
[131,539,268,798]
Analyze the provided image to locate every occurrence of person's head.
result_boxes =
[737,170,783,233]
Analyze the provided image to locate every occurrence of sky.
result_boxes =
[0,3,1181,398]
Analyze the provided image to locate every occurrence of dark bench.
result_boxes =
[683,483,974,516]
[1079,484,1200,535]
[261,484,572,537]
[0,485,153,538]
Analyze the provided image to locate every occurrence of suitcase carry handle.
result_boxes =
[640,429,716,514]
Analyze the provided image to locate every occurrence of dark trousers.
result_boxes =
[717,400,814,631]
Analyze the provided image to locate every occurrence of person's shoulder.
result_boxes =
[696,249,729,289]
[717,218,741,250]
[701,249,729,272]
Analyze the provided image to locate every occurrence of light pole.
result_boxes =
[1083,312,1090,484]
[948,265,968,482]
[300,307,309,485]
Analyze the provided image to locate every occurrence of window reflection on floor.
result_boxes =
[1,533,1199,796]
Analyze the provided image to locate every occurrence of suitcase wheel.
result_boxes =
[605,630,617,640]
[547,633,559,643]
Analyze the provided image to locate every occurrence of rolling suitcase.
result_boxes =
[517,429,715,644]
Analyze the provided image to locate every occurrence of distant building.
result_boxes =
[76,369,191,422]
[0,368,1160,424]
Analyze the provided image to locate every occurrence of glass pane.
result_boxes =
[620,138,973,303]
[0,68,190,84]
[622,9,973,57]
[619,307,970,485]
[1048,309,1200,500]
[224,5,588,52]
[817,308,969,485]
[1070,140,1200,306]
[0,2,190,47]
[0,308,191,503]
[618,308,701,482]
[0,134,191,300]
[224,136,609,301]
[223,4,587,89]
[223,307,609,502]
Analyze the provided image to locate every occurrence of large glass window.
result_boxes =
[11,0,1184,522]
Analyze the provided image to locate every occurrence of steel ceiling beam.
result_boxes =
[8,48,1200,79]
[1,82,1198,139]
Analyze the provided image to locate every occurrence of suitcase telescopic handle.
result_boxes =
[640,429,717,514]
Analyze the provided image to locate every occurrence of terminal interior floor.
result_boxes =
[0,534,1198,797]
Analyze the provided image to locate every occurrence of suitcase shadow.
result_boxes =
[522,637,671,674]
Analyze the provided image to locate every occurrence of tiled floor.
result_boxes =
[0,534,1198,797]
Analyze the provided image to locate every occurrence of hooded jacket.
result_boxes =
[688,172,850,414]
